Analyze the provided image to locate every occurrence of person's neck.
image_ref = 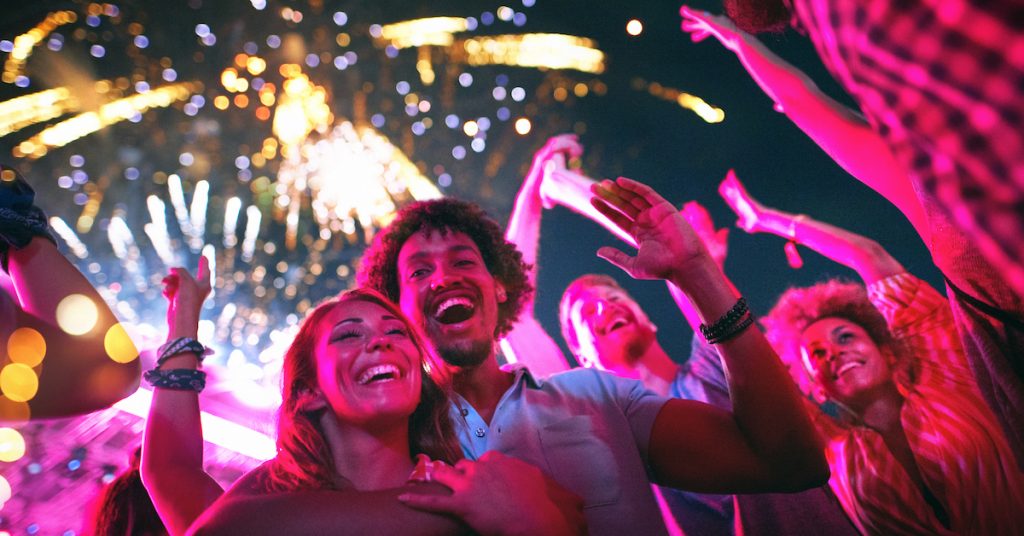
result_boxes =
[850,385,905,434]
[631,342,679,397]
[451,352,513,425]
[319,412,413,491]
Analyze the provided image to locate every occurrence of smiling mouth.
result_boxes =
[434,296,476,325]
[835,361,862,377]
[357,364,402,385]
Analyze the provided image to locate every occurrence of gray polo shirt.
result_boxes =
[450,365,671,536]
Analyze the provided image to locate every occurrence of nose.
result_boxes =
[429,268,458,290]
[367,334,393,352]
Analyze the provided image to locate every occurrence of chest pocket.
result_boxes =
[539,415,622,508]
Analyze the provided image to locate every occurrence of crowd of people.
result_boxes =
[2,1,1022,534]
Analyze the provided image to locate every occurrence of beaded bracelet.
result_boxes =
[156,337,210,367]
[700,297,755,344]
[705,313,755,344]
[143,368,207,392]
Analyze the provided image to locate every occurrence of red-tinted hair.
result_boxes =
[264,288,460,492]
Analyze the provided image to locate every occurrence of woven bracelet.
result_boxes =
[143,368,207,392]
[156,337,210,367]
[699,297,750,342]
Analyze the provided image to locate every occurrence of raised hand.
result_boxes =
[162,254,212,338]
[682,201,729,270]
[399,451,585,536]
[718,169,768,233]
[679,6,744,52]
[528,134,584,209]
[591,177,712,285]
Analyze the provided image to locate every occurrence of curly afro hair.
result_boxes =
[723,0,792,34]
[357,198,533,337]
[762,278,911,397]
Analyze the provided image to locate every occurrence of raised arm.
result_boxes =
[719,170,905,285]
[505,134,584,300]
[591,177,827,493]
[679,7,929,242]
[501,135,582,376]
[1,167,139,417]
[140,256,223,535]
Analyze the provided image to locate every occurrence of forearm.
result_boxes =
[190,485,468,536]
[546,168,636,247]
[755,209,905,284]
[142,353,221,534]
[505,181,544,289]
[733,36,929,241]
[8,237,140,415]
[669,261,826,487]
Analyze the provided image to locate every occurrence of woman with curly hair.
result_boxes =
[722,173,1024,534]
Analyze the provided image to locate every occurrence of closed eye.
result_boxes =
[409,268,430,280]
[332,330,362,342]
[387,327,408,337]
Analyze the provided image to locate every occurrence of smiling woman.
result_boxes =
[741,189,1024,534]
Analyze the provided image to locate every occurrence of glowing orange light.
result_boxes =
[255,106,271,121]
[0,428,25,463]
[626,19,643,36]
[573,83,589,98]
[234,94,250,108]
[515,118,532,135]
[56,293,98,335]
[0,397,30,422]
[104,323,138,363]
[0,364,38,403]
[221,68,239,90]
[6,327,46,367]
[213,95,230,110]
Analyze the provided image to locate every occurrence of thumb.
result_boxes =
[596,247,635,276]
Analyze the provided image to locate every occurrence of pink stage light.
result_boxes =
[113,388,276,460]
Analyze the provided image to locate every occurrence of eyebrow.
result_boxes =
[403,244,479,262]
[333,314,400,327]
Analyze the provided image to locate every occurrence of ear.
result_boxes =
[296,386,328,412]
[495,282,508,303]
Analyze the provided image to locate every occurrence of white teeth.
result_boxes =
[836,362,861,376]
[434,297,474,318]
[357,364,401,385]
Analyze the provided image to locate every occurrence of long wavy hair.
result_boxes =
[264,288,461,492]
[84,447,167,536]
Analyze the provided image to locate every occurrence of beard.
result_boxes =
[622,322,657,363]
[432,334,493,369]
[723,0,792,34]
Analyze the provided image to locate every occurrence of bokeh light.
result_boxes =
[626,19,643,36]
[55,294,98,335]
[0,474,10,504]
[515,117,532,134]
[0,428,26,463]
[6,328,46,367]
[103,324,139,363]
[0,364,38,403]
